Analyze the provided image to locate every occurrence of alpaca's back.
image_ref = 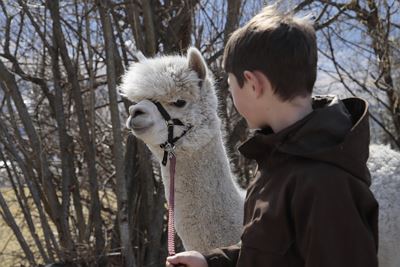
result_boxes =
[368,144,400,267]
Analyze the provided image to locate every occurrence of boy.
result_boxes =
[166,5,378,267]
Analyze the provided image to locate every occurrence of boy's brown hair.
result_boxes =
[223,5,317,101]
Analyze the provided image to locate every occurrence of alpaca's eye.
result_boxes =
[172,100,186,108]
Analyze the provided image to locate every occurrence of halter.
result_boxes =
[151,101,192,259]
[152,101,192,166]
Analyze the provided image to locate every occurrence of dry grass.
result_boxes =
[0,187,117,266]
[0,188,36,266]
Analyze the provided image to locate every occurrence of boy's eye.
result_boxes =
[172,99,186,108]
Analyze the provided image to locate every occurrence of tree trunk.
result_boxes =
[97,0,136,266]
[45,0,105,261]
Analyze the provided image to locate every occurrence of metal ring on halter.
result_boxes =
[164,143,176,158]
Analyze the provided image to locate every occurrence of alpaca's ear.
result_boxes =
[187,47,207,81]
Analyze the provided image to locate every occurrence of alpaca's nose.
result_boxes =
[129,105,145,118]
[127,101,154,131]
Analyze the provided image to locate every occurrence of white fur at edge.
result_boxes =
[368,144,400,267]
[120,47,400,266]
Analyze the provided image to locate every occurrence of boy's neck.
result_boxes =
[267,96,313,133]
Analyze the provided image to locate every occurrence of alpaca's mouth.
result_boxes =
[128,119,154,133]
[131,125,152,133]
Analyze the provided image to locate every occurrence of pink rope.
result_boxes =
[168,153,177,256]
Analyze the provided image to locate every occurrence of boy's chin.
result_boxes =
[247,120,269,130]
[246,121,258,129]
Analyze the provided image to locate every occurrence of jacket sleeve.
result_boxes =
[202,242,241,267]
[292,171,378,267]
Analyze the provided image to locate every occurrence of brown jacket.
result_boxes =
[204,96,379,267]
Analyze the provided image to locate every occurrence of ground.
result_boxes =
[0,187,117,266]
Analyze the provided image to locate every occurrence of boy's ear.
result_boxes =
[244,70,263,98]
[187,47,207,81]
[243,71,253,84]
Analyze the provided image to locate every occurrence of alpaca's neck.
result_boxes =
[153,132,244,252]
[162,132,242,203]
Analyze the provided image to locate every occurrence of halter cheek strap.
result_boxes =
[152,101,192,166]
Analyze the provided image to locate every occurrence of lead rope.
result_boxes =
[150,101,190,266]
[168,152,177,256]
[167,151,186,266]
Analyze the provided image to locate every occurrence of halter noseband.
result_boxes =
[152,101,192,166]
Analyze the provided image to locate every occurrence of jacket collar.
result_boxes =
[238,96,371,185]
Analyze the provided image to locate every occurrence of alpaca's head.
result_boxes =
[119,47,220,156]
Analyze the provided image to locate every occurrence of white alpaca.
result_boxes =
[120,47,400,266]
[120,47,244,253]
[368,144,400,267]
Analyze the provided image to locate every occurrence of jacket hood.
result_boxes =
[238,95,371,185]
